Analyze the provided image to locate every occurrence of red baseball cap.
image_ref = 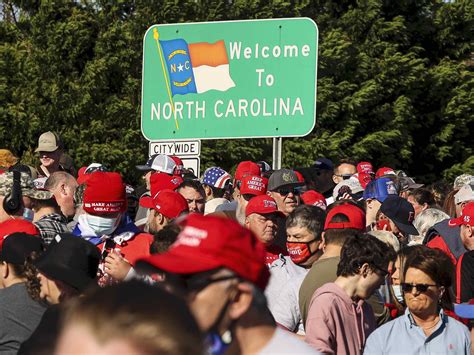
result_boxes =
[140,189,188,219]
[149,172,183,197]
[83,172,126,214]
[449,202,474,227]
[0,219,39,250]
[358,172,373,189]
[245,195,284,217]
[357,162,374,175]
[235,161,261,182]
[301,190,327,210]
[294,170,305,183]
[324,203,366,231]
[240,175,268,196]
[375,167,396,178]
[170,156,184,176]
[137,214,270,289]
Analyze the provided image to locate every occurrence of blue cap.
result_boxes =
[363,178,398,202]
[313,158,334,171]
[454,303,474,319]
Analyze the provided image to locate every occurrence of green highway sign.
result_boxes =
[141,18,318,141]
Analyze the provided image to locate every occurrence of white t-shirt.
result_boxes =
[258,328,320,354]
[265,255,308,334]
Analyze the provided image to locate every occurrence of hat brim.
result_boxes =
[23,189,53,200]
[246,210,285,218]
[34,259,96,292]
[139,196,155,209]
[448,217,464,227]
[407,183,424,190]
[269,181,305,191]
[136,250,223,276]
[35,146,58,153]
[136,165,153,171]
[454,304,474,319]
[394,221,419,236]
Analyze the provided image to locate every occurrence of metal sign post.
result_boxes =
[272,137,282,170]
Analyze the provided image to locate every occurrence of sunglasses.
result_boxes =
[401,283,437,293]
[334,174,353,180]
[371,264,389,278]
[167,273,238,294]
[276,187,303,196]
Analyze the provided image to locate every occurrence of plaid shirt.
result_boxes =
[34,213,70,245]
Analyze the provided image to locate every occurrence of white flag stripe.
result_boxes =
[193,64,235,94]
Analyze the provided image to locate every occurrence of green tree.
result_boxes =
[0,0,472,185]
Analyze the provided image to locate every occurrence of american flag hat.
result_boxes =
[202,167,231,189]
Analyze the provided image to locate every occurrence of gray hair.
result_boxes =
[368,230,400,252]
[413,208,450,243]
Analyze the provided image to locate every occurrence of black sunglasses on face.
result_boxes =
[371,264,389,278]
[277,187,303,196]
[401,283,437,293]
[335,174,353,180]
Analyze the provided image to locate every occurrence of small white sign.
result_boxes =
[181,157,200,178]
[149,140,200,157]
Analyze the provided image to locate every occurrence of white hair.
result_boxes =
[413,208,450,244]
[368,230,400,252]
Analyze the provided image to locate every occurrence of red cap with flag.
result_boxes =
[324,203,366,231]
[137,214,270,289]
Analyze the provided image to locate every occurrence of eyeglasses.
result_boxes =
[276,187,303,196]
[371,264,389,278]
[401,283,437,293]
[166,273,239,294]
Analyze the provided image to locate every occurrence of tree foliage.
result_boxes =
[0,0,472,185]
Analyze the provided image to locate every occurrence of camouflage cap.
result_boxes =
[454,174,474,189]
[0,172,53,200]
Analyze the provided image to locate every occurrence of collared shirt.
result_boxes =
[364,309,471,354]
[34,213,70,245]
[265,255,308,334]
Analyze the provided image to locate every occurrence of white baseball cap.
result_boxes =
[454,184,474,205]
[136,154,176,174]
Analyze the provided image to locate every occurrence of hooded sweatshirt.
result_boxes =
[305,282,376,355]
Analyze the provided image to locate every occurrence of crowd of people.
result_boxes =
[0,131,473,354]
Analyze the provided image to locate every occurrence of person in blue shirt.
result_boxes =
[364,246,471,354]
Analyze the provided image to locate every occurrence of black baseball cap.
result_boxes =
[0,233,43,264]
[34,233,100,292]
[380,196,419,235]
